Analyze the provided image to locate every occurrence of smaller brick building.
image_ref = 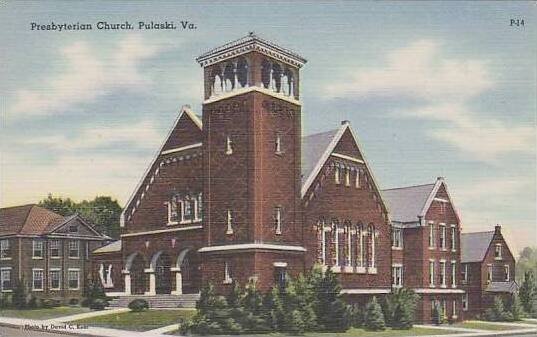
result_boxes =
[0,205,109,304]
[460,225,517,319]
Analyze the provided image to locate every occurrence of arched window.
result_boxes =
[345,221,352,268]
[271,63,282,93]
[236,57,248,88]
[212,67,223,96]
[261,59,271,89]
[356,223,364,268]
[367,225,376,269]
[223,62,235,92]
[317,220,326,265]
[283,68,294,96]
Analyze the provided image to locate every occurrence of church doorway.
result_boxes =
[177,249,201,294]
[130,254,146,295]
[155,253,172,294]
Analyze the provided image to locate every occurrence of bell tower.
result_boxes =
[196,33,307,291]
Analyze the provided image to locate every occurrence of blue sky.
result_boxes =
[1,1,535,254]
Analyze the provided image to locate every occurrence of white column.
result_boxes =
[171,267,182,295]
[144,269,156,295]
[124,273,131,295]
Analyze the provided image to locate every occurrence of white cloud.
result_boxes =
[5,35,163,119]
[325,40,534,163]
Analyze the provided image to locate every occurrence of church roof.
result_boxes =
[382,183,436,223]
[301,128,340,186]
[196,32,307,68]
[92,240,122,254]
[460,231,495,263]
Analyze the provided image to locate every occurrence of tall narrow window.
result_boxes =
[50,270,61,290]
[392,228,403,248]
[345,169,350,186]
[463,293,468,311]
[440,261,446,287]
[504,265,510,281]
[429,223,435,248]
[275,133,282,154]
[462,264,468,283]
[451,226,456,251]
[68,269,79,289]
[495,244,502,260]
[226,210,233,235]
[442,300,447,319]
[440,224,446,250]
[224,261,232,284]
[358,225,364,268]
[429,260,435,287]
[355,170,361,188]
[487,265,492,283]
[69,240,79,258]
[1,268,11,291]
[0,240,10,259]
[334,167,340,184]
[346,225,352,267]
[334,226,340,268]
[274,207,282,235]
[50,240,60,258]
[32,240,43,259]
[225,135,233,155]
[452,300,457,318]
[368,226,376,270]
[392,265,403,287]
[320,222,327,265]
[32,269,44,291]
[451,261,457,287]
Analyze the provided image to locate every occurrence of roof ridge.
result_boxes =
[462,230,495,235]
[0,203,36,210]
[382,182,436,191]
[302,128,339,138]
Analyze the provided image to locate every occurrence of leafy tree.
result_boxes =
[262,286,285,330]
[39,194,122,239]
[520,271,536,314]
[238,279,270,333]
[507,293,523,321]
[364,296,386,331]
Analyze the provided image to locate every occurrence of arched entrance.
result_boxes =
[174,248,201,294]
[126,253,147,295]
[154,253,172,294]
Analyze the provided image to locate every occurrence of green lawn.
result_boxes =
[73,309,195,331]
[452,321,522,331]
[172,327,456,336]
[0,306,91,320]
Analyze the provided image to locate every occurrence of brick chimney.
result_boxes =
[341,120,350,126]
[495,224,502,234]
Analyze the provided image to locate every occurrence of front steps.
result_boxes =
[108,293,200,309]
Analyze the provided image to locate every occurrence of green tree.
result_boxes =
[485,296,507,321]
[364,296,386,331]
[390,288,418,329]
[39,194,76,216]
[239,279,270,333]
[520,271,536,314]
[507,293,523,321]
[313,267,351,332]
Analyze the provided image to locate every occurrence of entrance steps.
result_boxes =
[107,293,200,309]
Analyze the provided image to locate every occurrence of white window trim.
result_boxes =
[450,225,457,252]
[223,261,232,284]
[355,170,361,188]
[429,259,435,287]
[439,223,447,251]
[32,240,44,260]
[68,268,80,290]
[487,264,493,283]
[392,228,403,249]
[428,222,435,249]
[462,263,468,284]
[32,268,44,292]
[165,201,179,225]
[345,169,350,186]
[1,267,12,292]
[69,240,80,259]
[226,209,234,235]
[225,135,233,155]
[275,207,282,235]
[392,264,403,288]
[49,239,61,259]
[495,243,502,260]
[440,260,447,288]
[334,226,340,270]
[49,268,61,290]
[334,167,340,184]
[451,260,457,288]
[504,265,510,282]
[462,293,469,311]
[346,227,352,270]
[275,133,282,155]
[0,239,11,260]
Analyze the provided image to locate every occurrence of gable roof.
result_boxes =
[382,183,436,223]
[0,204,107,238]
[300,122,388,212]
[460,231,495,263]
[381,177,460,224]
[120,105,202,226]
[92,240,122,254]
[486,281,518,293]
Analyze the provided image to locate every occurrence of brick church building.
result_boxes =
[91,33,514,323]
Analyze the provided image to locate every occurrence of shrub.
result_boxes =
[484,296,508,321]
[349,304,365,328]
[28,296,38,309]
[312,267,350,332]
[520,271,536,314]
[364,297,386,331]
[0,293,11,308]
[84,281,108,309]
[12,278,27,309]
[390,288,418,329]
[507,293,523,321]
[128,298,149,312]
[68,298,79,306]
[90,298,108,310]
[41,299,58,308]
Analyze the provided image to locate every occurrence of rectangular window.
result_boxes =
[69,240,79,258]
[68,269,79,289]
[274,207,282,235]
[223,262,232,284]
[32,240,43,259]
[50,270,61,290]
[32,269,44,291]
[452,300,457,318]
[49,240,61,258]
[442,300,447,319]
[183,199,195,221]
[429,260,435,287]
[462,293,468,311]
[167,198,180,224]
[451,261,457,287]
[392,228,403,248]
[495,244,502,260]
[440,224,446,250]
[355,170,361,188]
[504,265,510,282]
[334,167,340,184]
[68,224,78,233]
[0,239,10,259]
[451,226,456,251]
[392,265,403,287]
[429,223,435,248]
[462,264,468,283]
[1,268,11,291]
[345,169,350,186]
[487,265,492,283]
[275,133,282,154]
[226,209,233,235]
[440,261,446,287]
